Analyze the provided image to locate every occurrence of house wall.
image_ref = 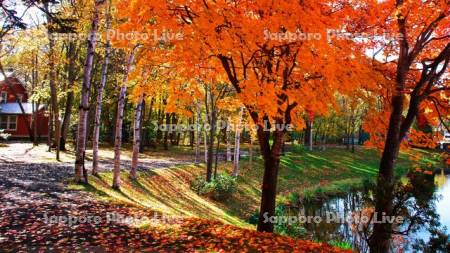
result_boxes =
[2,112,49,138]
[0,77,49,138]
[35,111,49,137]
[0,77,28,102]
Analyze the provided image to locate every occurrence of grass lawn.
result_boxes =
[70,146,442,229]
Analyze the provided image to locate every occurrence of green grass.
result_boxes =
[70,146,441,228]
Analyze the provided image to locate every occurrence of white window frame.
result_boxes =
[0,115,17,130]
[7,115,17,130]
[0,91,7,103]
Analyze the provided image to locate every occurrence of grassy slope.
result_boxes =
[70,146,441,229]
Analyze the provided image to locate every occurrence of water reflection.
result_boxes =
[280,170,450,252]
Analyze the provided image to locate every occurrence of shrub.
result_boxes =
[247,209,259,225]
[191,173,237,200]
[274,204,306,237]
[191,176,214,195]
[248,205,307,238]
[328,240,352,250]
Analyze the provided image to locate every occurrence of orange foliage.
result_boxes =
[115,0,379,129]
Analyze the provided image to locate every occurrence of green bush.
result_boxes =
[328,240,352,250]
[274,204,307,237]
[247,209,259,225]
[191,176,213,195]
[248,205,307,238]
[191,173,237,200]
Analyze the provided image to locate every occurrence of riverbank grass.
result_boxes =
[70,146,441,228]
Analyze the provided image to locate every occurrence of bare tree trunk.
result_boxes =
[232,106,244,177]
[130,93,144,179]
[61,40,77,151]
[256,128,285,233]
[206,95,217,182]
[60,92,73,150]
[203,129,208,164]
[226,120,232,162]
[92,0,112,175]
[189,117,195,148]
[45,2,61,161]
[60,42,77,151]
[74,1,101,183]
[31,52,39,146]
[213,131,220,179]
[163,113,170,150]
[112,48,137,189]
[142,98,153,148]
[195,102,201,164]
[139,98,145,152]
[48,104,53,152]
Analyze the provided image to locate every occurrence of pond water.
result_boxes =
[282,170,450,252]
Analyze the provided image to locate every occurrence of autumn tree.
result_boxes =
[92,0,112,175]
[117,0,377,232]
[74,0,104,183]
[352,1,450,251]
[112,46,138,189]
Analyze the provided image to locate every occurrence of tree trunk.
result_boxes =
[61,40,78,150]
[195,103,201,164]
[206,107,217,182]
[130,93,144,179]
[226,120,232,162]
[189,117,195,148]
[232,106,244,177]
[257,130,285,233]
[48,104,53,152]
[369,94,403,252]
[74,1,101,183]
[142,98,154,148]
[45,2,61,160]
[203,129,208,164]
[139,98,145,152]
[31,53,39,146]
[214,131,220,179]
[92,0,112,175]
[163,113,170,150]
[369,14,408,249]
[60,91,73,150]
[112,48,137,189]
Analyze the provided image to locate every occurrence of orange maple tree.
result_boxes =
[351,1,449,251]
[116,0,378,233]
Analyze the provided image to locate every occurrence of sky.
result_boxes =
[3,0,46,27]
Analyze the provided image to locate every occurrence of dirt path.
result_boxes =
[0,142,193,172]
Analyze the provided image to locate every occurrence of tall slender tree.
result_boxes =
[360,1,450,251]
[92,0,112,175]
[130,92,144,179]
[45,2,61,160]
[112,47,137,189]
[74,0,104,183]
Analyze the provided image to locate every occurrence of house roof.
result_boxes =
[0,73,28,91]
[0,103,46,115]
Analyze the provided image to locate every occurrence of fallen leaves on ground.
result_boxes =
[0,163,349,252]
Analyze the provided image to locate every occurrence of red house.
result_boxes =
[0,76,49,138]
